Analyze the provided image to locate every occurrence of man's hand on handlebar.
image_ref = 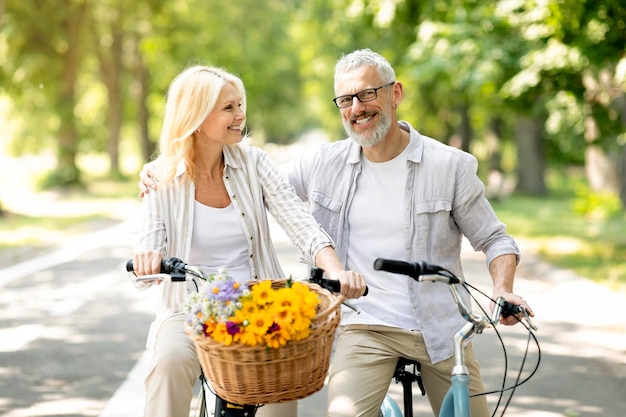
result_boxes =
[493,290,534,326]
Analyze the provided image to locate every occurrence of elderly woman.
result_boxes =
[132,65,365,417]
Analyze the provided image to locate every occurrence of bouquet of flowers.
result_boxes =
[184,269,321,349]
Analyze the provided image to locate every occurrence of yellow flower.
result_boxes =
[264,325,290,349]
[203,321,216,336]
[272,290,298,325]
[291,326,311,341]
[185,272,323,349]
[211,322,235,346]
[251,280,275,305]
[247,311,273,336]
[237,328,261,346]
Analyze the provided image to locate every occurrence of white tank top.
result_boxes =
[188,201,250,283]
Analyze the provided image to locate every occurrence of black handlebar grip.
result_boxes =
[125,257,187,274]
[309,268,368,296]
[324,279,369,296]
[501,300,523,318]
[324,279,341,293]
[373,258,442,278]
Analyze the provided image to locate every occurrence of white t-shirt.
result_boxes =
[343,147,419,329]
[188,201,250,285]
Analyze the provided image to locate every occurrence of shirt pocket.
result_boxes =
[415,199,451,214]
[415,199,454,242]
[310,190,343,236]
[311,190,342,212]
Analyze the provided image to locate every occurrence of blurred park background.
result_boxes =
[0,0,624,292]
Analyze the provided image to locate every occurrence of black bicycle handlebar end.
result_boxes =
[125,257,187,274]
[500,300,523,318]
[374,258,451,281]
[373,258,424,279]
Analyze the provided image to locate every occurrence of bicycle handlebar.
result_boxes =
[126,257,205,282]
[373,258,461,283]
[373,257,536,330]
[126,259,365,299]
[126,257,188,274]
[308,267,369,296]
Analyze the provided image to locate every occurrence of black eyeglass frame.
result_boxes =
[332,81,396,108]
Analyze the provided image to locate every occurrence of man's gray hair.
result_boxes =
[334,49,396,84]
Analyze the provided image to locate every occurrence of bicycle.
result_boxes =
[373,258,540,417]
[126,257,356,417]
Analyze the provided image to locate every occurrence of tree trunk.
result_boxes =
[484,117,513,200]
[55,1,87,186]
[618,146,626,209]
[615,92,626,209]
[0,0,6,29]
[131,34,154,161]
[583,113,620,193]
[93,11,124,178]
[486,117,503,173]
[105,26,124,177]
[514,115,546,195]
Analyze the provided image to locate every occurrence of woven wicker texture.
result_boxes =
[188,279,344,405]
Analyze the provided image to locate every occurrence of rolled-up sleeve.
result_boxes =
[451,151,520,267]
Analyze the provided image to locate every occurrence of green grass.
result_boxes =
[0,178,139,251]
[492,177,626,293]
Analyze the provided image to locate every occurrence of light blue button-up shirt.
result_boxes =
[288,121,520,363]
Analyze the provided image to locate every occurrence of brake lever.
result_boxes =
[501,300,538,331]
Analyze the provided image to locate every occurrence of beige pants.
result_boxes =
[326,325,490,417]
[144,314,298,417]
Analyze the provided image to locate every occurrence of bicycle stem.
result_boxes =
[449,285,505,376]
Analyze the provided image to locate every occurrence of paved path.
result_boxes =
[1,212,625,416]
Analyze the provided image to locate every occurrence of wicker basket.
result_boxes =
[187,279,344,405]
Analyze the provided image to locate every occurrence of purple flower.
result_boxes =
[226,321,241,336]
[267,322,280,334]
[210,280,245,303]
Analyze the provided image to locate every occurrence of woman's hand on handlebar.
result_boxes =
[327,269,367,299]
[133,250,164,280]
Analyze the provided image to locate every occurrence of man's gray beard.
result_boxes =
[343,111,391,148]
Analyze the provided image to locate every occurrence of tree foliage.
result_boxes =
[0,0,624,204]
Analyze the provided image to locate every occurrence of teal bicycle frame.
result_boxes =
[375,258,537,417]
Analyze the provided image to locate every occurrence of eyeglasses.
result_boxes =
[332,82,395,108]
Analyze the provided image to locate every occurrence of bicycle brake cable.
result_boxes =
[462,282,542,416]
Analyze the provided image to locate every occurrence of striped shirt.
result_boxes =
[133,144,334,347]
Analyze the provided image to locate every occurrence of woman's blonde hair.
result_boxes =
[157,66,247,184]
